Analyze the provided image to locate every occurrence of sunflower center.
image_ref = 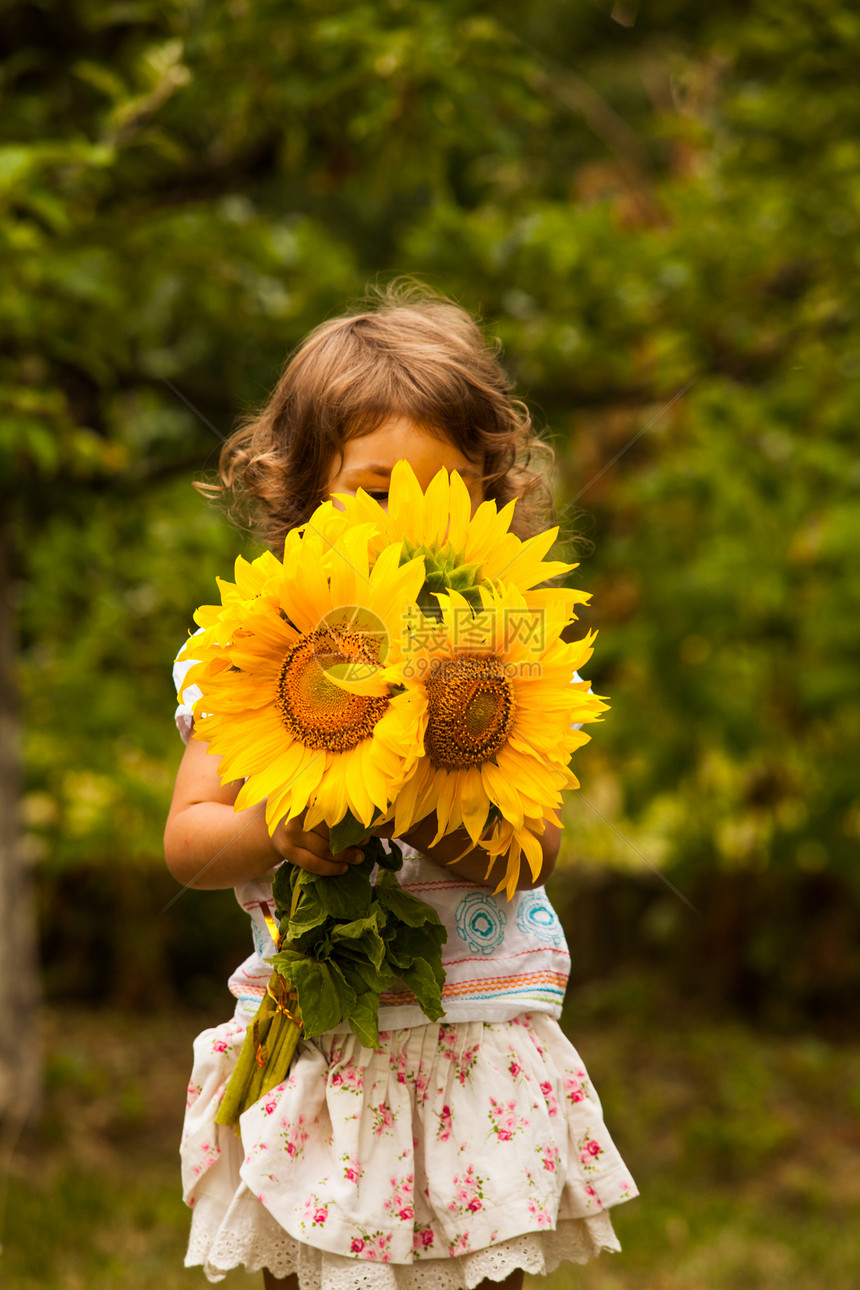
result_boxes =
[276,626,388,752]
[424,655,515,769]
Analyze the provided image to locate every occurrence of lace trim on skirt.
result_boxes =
[186,1187,622,1288]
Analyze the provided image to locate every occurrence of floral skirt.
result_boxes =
[181,1011,638,1287]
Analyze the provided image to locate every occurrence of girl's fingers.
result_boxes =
[294,828,333,862]
[272,814,362,868]
[307,821,332,845]
[287,846,350,876]
[302,823,339,861]
[294,828,362,866]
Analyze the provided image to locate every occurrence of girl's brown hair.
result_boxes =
[199,280,554,554]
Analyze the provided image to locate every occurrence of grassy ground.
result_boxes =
[3,981,859,1290]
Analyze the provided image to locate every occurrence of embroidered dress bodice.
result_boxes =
[228,846,570,1031]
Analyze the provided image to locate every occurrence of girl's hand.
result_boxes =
[271,811,365,876]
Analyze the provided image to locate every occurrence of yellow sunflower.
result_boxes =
[185,525,336,650]
[319,460,593,617]
[391,582,609,900]
[179,528,429,835]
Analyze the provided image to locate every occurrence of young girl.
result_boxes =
[164,283,638,1289]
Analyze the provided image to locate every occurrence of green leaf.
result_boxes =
[375,838,404,872]
[284,920,331,956]
[287,899,329,936]
[347,993,383,1049]
[330,914,387,970]
[270,947,303,977]
[397,956,445,1022]
[386,919,447,973]
[301,865,374,920]
[334,960,384,1048]
[383,937,413,971]
[336,950,397,997]
[329,808,379,852]
[275,951,355,1039]
[375,871,446,928]
[272,861,295,914]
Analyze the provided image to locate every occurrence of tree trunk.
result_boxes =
[0,521,41,1142]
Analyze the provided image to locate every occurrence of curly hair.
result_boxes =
[198,280,555,554]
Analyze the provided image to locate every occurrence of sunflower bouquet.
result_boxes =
[177,462,608,1125]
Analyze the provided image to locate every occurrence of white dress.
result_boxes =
[173,657,638,1288]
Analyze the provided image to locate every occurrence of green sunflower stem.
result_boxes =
[214,972,303,1132]
[260,994,303,1098]
[214,998,272,1131]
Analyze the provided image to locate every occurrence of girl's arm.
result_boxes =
[164,738,364,889]
[392,813,561,891]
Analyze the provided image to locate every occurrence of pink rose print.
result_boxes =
[564,1074,585,1104]
[437,1103,453,1142]
[331,1062,364,1094]
[211,1038,229,1054]
[413,1225,435,1254]
[539,1080,559,1116]
[448,1232,470,1257]
[282,1113,310,1161]
[262,1098,278,1116]
[186,1080,202,1109]
[342,1154,364,1185]
[508,1054,523,1079]
[528,1198,553,1229]
[488,1096,529,1142]
[539,1141,561,1173]
[299,1195,329,1228]
[577,1130,604,1171]
[243,1140,270,1165]
[439,1025,458,1061]
[190,1138,219,1178]
[447,1165,486,1218]
[389,1049,408,1085]
[456,1043,480,1086]
[372,1103,396,1136]
[584,1182,603,1209]
[383,1173,414,1222]
[374,1233,393,1262]
[349,1230,392,1261]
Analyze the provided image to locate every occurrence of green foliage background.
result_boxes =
[3,0,858,1018]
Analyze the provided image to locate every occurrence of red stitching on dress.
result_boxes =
[442,946,569,969]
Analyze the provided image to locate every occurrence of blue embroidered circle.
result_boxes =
[454,892,508,955]
[252,921,267,956]
[516,891,563,944]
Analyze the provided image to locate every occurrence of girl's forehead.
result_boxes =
[337,417,482,479]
